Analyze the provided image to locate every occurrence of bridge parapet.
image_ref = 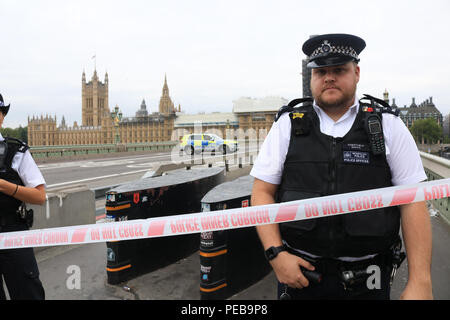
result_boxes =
[420,151,450,225]
[30,142,178,161]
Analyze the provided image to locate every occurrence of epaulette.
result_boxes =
[275,97,313,122]
[4,137,29,153]
[359,94,400,116]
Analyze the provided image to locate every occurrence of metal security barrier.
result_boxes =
[199,175,271,299]
[104,167,225,284]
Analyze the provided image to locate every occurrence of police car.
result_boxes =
[180,133,238,155]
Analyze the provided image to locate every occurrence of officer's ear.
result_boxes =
[353,62,360,84]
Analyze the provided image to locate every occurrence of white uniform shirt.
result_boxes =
[0,133,46,188]
[250,99,427,186]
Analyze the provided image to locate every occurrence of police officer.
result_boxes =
[0,93,46,300]
[251,34,433,300]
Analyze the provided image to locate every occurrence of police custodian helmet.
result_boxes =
[302,33,366,69]
[0,93,10,116]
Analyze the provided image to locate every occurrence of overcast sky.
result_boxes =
[1,0,449,128]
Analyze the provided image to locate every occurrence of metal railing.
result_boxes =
[30,141,178,159]
[420,151,450,225]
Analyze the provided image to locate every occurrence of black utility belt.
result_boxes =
[287,247,390,275]
[286,248,393,293]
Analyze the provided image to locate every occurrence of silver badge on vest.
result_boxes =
[343,143,370,164]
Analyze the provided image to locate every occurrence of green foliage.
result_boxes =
[409,119,442,144]
[443,135,450,144]
[0,126,28,143]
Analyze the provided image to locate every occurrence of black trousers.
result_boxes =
[277,263,392,300]
[0,224,45,300]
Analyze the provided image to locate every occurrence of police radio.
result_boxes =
[365,114,385,155]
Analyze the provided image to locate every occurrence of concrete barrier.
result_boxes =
[29,185,96,231]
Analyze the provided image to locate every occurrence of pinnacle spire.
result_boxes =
[159,73,175,114]
[162,74,169,96]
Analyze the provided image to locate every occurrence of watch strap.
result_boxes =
[264,245,286,261]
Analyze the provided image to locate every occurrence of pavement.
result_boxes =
[18,213,448,300]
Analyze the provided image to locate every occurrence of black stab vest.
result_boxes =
[278,103,400,258]
[0,138,27,220]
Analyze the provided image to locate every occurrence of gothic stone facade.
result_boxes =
[27,72,285,146]
[28,72,178,146]
[385,90,443,128]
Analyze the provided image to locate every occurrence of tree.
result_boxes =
[0,126,28,143]
[410,119,442,144]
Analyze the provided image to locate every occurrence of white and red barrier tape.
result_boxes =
[1,178,449,250]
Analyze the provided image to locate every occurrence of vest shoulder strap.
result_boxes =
[4,137,29,169]
[359,94,400,117]
[289,104,316,137]
[4,137,29,153]
[275,97,313,122]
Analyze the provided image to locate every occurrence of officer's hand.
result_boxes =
[270,251,315,289]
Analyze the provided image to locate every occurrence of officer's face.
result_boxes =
[0,112,4,128]
[310,62,360,112]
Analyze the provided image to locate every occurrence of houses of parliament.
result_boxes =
[27,70,282,146]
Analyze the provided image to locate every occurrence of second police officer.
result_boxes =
[251,34,433,300]
[0,93,46,300]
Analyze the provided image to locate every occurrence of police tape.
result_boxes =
[1,178,449,250]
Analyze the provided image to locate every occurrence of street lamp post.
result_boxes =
[111,105,123,144]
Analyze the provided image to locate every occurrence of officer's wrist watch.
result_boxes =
[264,245,286,261]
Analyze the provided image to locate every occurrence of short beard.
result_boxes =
[313,87,356,112]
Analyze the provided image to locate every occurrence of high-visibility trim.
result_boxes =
[106,264,132,272]
[199,249,228,257]
[106,204,131,211]
[200,283,227,293]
